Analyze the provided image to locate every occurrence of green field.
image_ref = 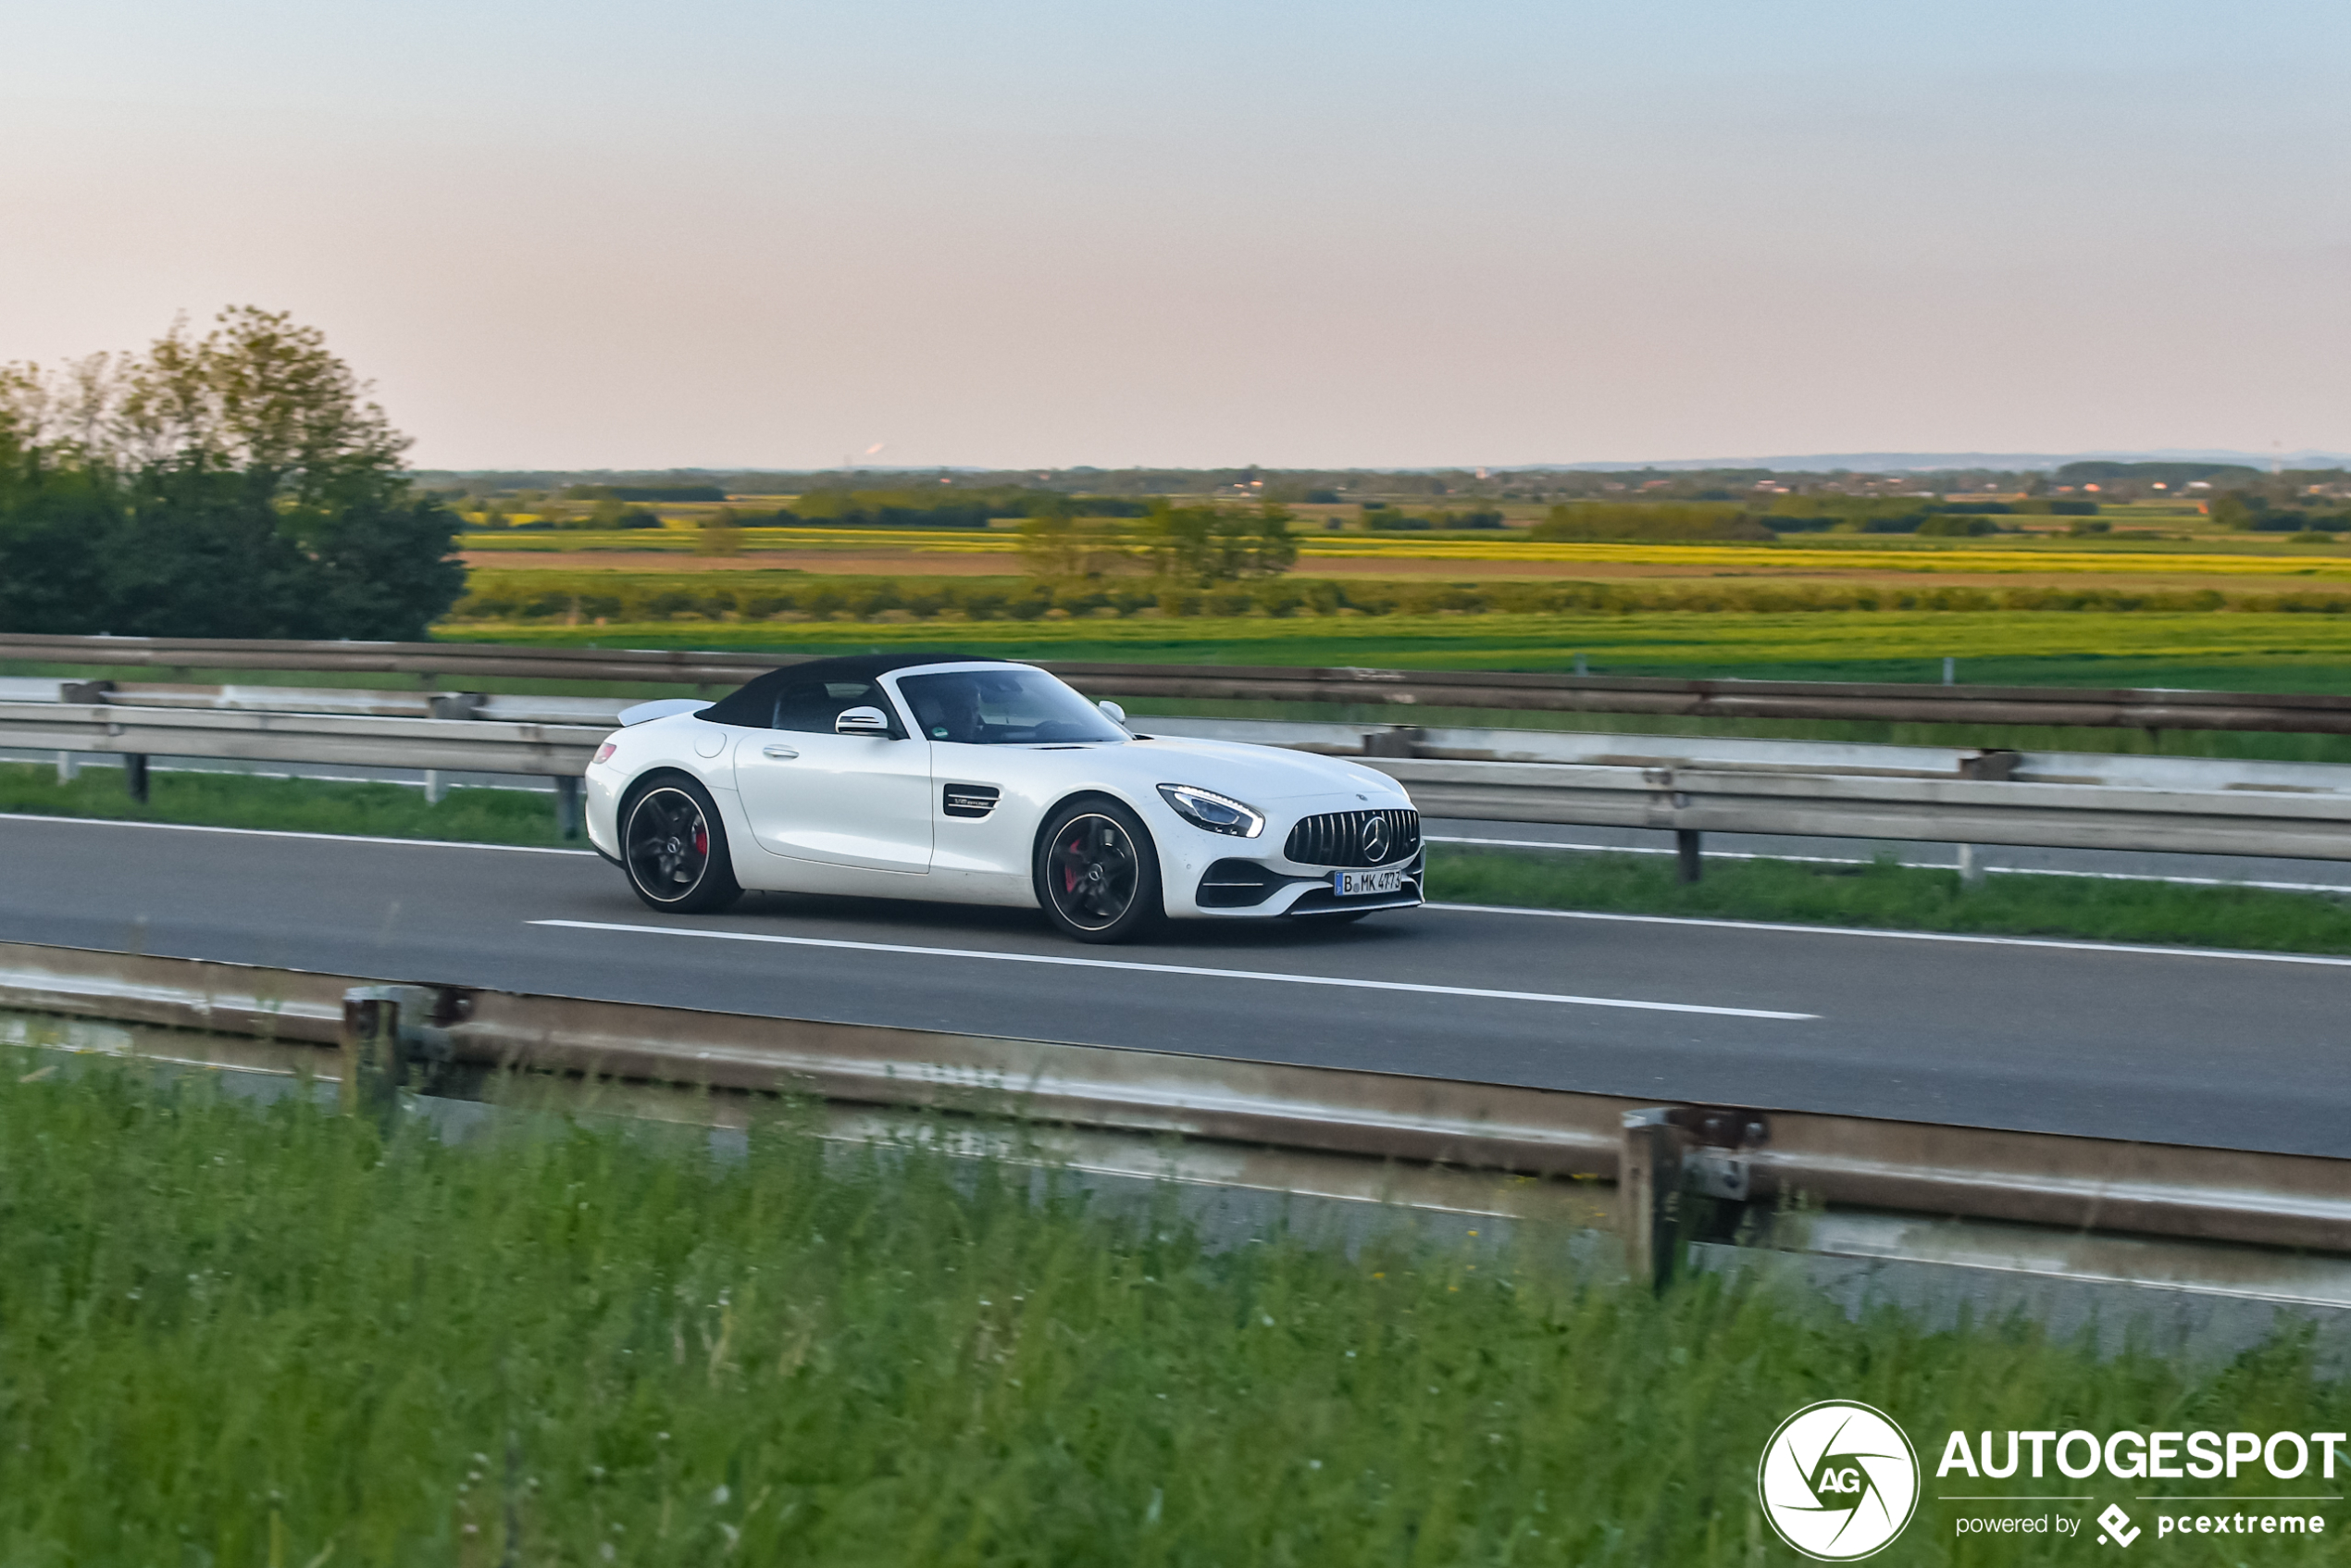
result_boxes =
[2,1051,2340,1566]
[459,610,2351,691]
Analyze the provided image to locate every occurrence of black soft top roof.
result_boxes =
[698,652,1023,728]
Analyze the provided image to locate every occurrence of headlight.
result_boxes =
[1157,783,1265,838]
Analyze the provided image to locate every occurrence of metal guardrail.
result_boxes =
[1379,761,2351,861]
[2,941,2345,1293]
[8,691,2350,865]
[6,632,2351,735]
[0,702,605,777]
[1148,716,2351,796]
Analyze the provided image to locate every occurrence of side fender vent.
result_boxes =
[943,784,1000,819]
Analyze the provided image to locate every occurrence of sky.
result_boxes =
[3,2,2345,470]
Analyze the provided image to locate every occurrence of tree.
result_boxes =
[1137,504,1299,585]
[2209,494,2256,530]
[0,307,464,639]
[1016,500,1132,581]
[695,507,744,557]
[108,307,409,506]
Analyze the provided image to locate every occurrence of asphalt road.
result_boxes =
[3,813,2345,1159]
[16,749,2351,891]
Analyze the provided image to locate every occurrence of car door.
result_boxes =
[729,672,933,875]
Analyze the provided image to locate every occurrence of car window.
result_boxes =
[767,677,899,734]
[898,669,1126,744]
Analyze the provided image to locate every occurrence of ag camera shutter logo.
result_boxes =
[1758,1401,1921,1561]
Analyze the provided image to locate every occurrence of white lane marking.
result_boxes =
[528,917,1817,1019]
[1425,902,2351,968]
[1425,835,2351,895]
[15,814,2335,969]
[0,813,597,855]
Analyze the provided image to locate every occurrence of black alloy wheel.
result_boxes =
[1036,799,1161,943]
[622,779,742,914]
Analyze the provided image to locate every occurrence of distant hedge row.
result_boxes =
[447,574,2351,624]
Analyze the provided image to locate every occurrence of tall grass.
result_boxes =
[0,1054,2340,1565]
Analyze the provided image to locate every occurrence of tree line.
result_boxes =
[0,309,465,639]
[1015,503,1299,585]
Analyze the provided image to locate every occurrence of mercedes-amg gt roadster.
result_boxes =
[583,653,1424,942]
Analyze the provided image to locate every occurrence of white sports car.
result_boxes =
[582,653,1424,942]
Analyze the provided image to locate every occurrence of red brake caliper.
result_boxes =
[692,824,708,856]
[1064,835,1082,892]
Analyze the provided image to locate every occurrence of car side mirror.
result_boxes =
[835,705,892,736]
[1097,700,1126,723]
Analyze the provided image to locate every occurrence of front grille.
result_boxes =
[1284,808,1420,868]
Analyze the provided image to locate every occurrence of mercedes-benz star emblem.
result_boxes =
[1362,816,1391,863]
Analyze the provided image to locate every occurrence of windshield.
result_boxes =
[898,668,1127,745]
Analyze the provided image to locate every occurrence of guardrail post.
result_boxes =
[55,752,78,785]
[1956,843,1985,888]
[1674,828,1702,883]
[1621,1109,1683,1289]
[341,988,404,1126]
[423,770,446,805]
[340,984,459,1126]
[123,753,149,803]
[553,776,583,840]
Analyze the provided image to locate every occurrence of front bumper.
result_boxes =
[1156,794,1425,919]
[1191,852,1425,917]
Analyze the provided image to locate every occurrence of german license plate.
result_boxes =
[1336,867,1405,897]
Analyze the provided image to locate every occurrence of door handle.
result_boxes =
[762,744,800,759]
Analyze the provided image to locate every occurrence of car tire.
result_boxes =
[1036,798,1162,943]
[621,778,742,914]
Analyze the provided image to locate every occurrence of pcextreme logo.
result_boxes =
[1758,1401,1922,1561]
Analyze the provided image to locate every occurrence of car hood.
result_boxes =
[1111,735,1407,803]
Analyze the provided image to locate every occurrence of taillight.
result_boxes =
[593,742,616,765]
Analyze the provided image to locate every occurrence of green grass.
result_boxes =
[0,764,570,845]
[10,765,2350,957]
[1428,849,2351,955]
[2,1052,2341,1566]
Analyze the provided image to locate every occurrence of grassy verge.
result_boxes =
[2,1052,2340,1565]
[0,763,569,845]
[10,764,2351,955]
[1427,848,2351,955]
